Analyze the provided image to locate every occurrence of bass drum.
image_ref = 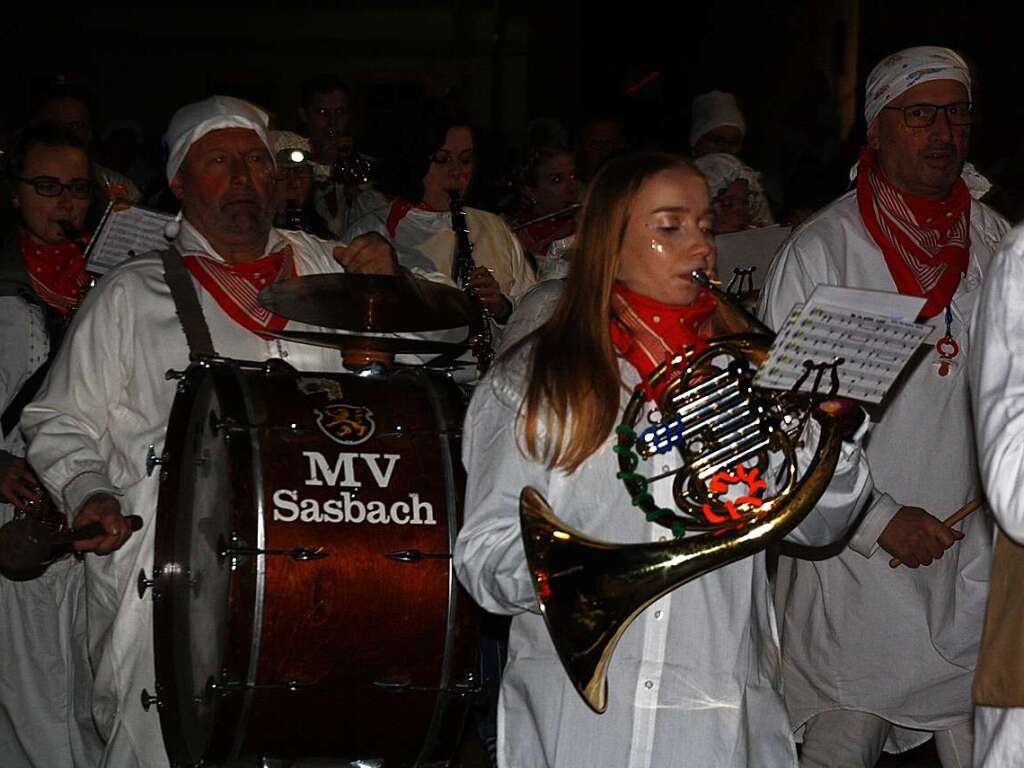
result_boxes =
[151,358,479,767]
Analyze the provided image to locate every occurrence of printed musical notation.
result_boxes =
[754,285,930,404]
[85,203,176,274]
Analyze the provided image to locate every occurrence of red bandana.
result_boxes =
[856,146,972,320]
[18,229,89,315]
[183,244,295,338]
[610,282,717,399]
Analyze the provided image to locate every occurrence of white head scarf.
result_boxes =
[165,95,271,182]
[694,153,755,198]
[689,91,746,148]
[864,46,971,125]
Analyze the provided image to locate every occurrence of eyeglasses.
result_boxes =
[882,102,974,128]
[17,176,92,199]
[430,149,475,167]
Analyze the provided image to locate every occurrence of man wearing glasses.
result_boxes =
[760,47,1009,767]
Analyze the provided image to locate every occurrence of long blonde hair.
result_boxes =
[513,152,700,472]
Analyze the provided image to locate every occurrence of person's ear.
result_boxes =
[170,172,185,201]
[867,120,881,151]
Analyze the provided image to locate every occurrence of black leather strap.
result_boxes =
[160,248,216,358]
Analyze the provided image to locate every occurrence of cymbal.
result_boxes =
[263,329,469,357]
[259,273,472,332]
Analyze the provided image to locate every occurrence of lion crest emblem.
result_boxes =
[315,404,376,445]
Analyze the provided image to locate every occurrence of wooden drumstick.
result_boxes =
[888,498,983,568]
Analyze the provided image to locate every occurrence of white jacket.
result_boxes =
[968,223,1024,768]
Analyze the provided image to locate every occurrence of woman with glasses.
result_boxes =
[344,105,535,329]
[0,121,103,767]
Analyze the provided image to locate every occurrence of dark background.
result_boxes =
[2,1,1020,212]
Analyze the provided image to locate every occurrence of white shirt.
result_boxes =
[759,189,1009,750]
[455,283,873,768]
[968,222,1024,768]
[21,221,378,767]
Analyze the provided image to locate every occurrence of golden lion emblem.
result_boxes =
[315,404,375,445]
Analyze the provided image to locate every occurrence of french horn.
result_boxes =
[519,269,847,713]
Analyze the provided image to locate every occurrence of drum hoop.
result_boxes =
[226,363,269,759]
[407,367,465,764]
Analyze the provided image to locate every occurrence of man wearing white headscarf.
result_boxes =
[759,47,1009,767]
[19,95,423,767]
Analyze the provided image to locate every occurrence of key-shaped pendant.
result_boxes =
[935,335,960,378]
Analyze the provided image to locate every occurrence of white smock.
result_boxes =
[455,282,874,768]
[344,204,536,302]
[967,222,1024,768]
[20,220,434,767]
[0,289,102,767]
[759,189,1009,752]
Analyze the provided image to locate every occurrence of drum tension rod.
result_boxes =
[219,535,329,565]
[374,671,481,695]
[383,549,452,563]
[208,677,314,695]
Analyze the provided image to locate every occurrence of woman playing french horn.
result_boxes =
[454,152,875,767]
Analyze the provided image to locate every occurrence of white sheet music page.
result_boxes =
[753,285,930,404]
[84,203,176,274]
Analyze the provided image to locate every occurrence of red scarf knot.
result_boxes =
[855,146,971,320]
[18,229,89,315]
[182,243,295,338]
[610,282,717,400]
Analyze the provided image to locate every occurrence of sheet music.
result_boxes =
[753,286,930,404]
[85,203,176,274]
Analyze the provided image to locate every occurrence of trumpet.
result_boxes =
[518,269,847,713]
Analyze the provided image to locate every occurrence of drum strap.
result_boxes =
[160,248,217,358]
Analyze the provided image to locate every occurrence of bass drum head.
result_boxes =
[153,365,254,766]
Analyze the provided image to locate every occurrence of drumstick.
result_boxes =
[888,498,982,568]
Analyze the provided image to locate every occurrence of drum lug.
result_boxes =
[383,549,453,563]
[209,412,248,437]
[145,444,168,480]
[373,671,481,695]
[454,670,483,695]
[140,685,164,712]
[137,567,162,599]
[220,533,329,567]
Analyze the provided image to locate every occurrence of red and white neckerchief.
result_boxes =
[856,146,971,321]
[18,229,89,315]
[610,282,717,401]
[182,243,295,339]
[385,197,436,238]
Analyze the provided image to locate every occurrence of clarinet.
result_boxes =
[448,191,494,374]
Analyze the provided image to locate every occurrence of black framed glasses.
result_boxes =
[17,176,92,199]
[882,102,974,128]
[430,149,475,167]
